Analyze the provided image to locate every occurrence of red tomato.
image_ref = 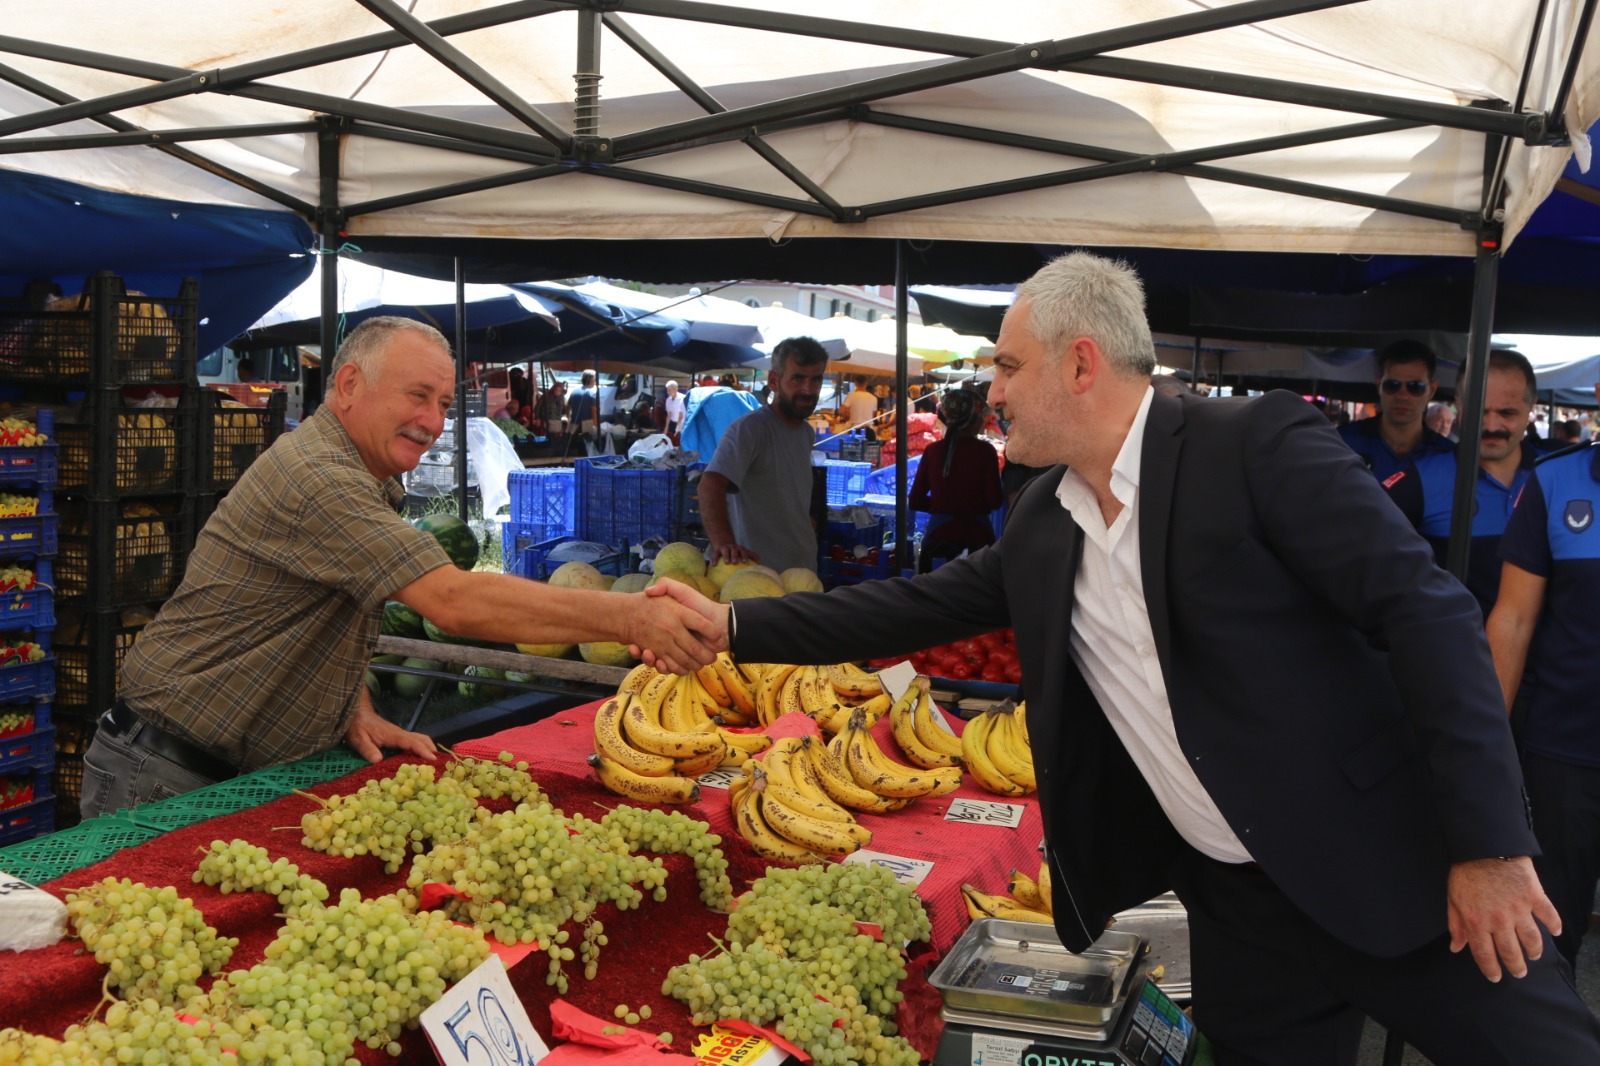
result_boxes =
[946,660,975,680]
[1004,662,1023,683]
[981,663,1009,683]
[977,631,1005,652]
[955,639,984,659]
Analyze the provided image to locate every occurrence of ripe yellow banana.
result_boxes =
[718,729,772,755]
[808,734,910,814]
[673,735,729,777]
[696,660,730,707]
[756,664,798,726]
[636,669,677,725]
[731,777,820,863]
[622,691,726,760]
[843,708,957,799]
[985,707,1036,791]
[1037,856,1053,913]
[911,678,965,758]
[777,667,807,719]
[890,679,961,770]
[714,655,758,719]
[960,883,1054,924]
[827,662,883,700]
[587,752,699,804]
[719,744,752,769]
[1014,700,1030,746]
[617,662,655,699]
[812,700,852,735]
[757,736,805,792]
[753,762,853,825]
[757,790,867,856]
[960,710,1030,797]
[852,691,893,726]
[1008,869,1046,912]
[592,696,675,777]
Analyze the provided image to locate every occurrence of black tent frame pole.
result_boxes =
[312,116,344,419]
[894,242,911,573]
[1444,235,1501,580]
[455,256,470,524]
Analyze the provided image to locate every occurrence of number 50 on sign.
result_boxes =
[422,955,550,1066]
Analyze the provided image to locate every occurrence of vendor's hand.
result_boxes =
[710,540,758,565]
[346,688,439,765]
[1447,856,1559,982]
[627,579,728,673]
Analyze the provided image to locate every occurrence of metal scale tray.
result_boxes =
[928,919,1145,1027]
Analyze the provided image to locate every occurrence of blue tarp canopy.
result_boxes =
[0,170,314,353]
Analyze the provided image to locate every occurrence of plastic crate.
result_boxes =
[52,717,92,813]
[0,275,198,386]
[0,700,48,739]
[0,812,160,881]
[508,534,627,581]
[199,387,285,491]
[508,467,575,543]
[57,500,192,607]
[862,454,919,496]
[1,765,51,811]
[819,555,901,589]
[0,491,57,559]
[822,516,891,552]
[54,608,152,715]
[0,646,52,702]
[0,794,55,847]
[837,437,884,465]
[255,747,368,791]
[123,773,296,834]
[0,559,55,632]
[574,455,682,546]
[0,725,53,775]
[854,493,931,538]
[56,399,196,496]
[676,463,707,541]
[821,460,871,507]
[0,408,58,486]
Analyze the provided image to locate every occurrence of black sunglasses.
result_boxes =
[1380,378,1430,397]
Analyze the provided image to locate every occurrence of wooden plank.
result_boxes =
[376,635,632,687]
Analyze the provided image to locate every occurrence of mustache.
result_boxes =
[1482,429,1512,441]
[400,428,435,446]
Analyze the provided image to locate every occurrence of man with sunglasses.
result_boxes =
[1384,349,1540,618]
[1338,339,1455,481]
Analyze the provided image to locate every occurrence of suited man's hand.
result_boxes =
[1446,856,1560,981]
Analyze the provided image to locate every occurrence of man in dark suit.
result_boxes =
[660,252,1600,1064]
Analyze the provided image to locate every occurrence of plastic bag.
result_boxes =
[627,433,674,463]
[465,416,522,517]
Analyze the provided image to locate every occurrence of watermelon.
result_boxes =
[364,670,381,699]
[394,657,442,698]
[458,665,510,701]
[381,600,426,638]
[422,616,489,648]
[414,513,480,571]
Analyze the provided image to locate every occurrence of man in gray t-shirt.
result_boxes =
[700,337,827,572]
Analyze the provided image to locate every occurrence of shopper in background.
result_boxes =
[909,387,1002,572]
[663,379,686,444]
[843,375,879,431]
[80,317,724,819]
[566,369,601,453]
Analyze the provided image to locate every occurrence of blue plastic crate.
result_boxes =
[0,794,54,846]
[0,651,52,702]
[820,556,903,589]
[0,559,53,632]
[855,493,932,537]
[0,701,49,739]
[862,454,920,496]
[1,764,51,811]
[508,467,575,543]
[821,460,871,507]
[0,725,53,775]
[0,489,56,558]
[0,409,57,487]
[509,535,627,582]
[574,456,681,546]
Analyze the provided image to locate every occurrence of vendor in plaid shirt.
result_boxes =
[80,317,724,818]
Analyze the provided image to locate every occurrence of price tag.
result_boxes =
[696,766,740,790]
[850,506,878,530]
[877,661,917,703]
[969,1031,1031,1066]
[422,955,548,1066]
[944,798,1025,828]
[842,849,934,888]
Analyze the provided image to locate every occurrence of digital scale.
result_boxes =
[928,907,1196,1066]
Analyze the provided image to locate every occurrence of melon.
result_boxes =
[364,670,381,699]
[780,567,824,594]
[422,616,488,648]
[381,600,425,638]
[414,513,480,570]
[459,665,510,700]
[707,559,755,589]
[653,541,708,580]
[393,657,442,698]
[580,641,636,666]
[611,573,652,594]
[516,641,576,659]
[717,569,786,603]
[548,561,609,590]
[692,575,719,599]
[600,575,617,591]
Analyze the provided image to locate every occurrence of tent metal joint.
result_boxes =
[571,135,614,163]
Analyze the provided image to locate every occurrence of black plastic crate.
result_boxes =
[56,394,197,496]
[0,274,197,386]
[57,498,192,608]
[54,607,155,717]
[199,387,286,491]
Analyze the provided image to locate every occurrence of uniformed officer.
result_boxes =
[1339,339,1455,481]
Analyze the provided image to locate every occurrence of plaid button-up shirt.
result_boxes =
[119,406,452,771]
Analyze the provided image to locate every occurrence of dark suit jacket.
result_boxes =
[734,389,1534,957]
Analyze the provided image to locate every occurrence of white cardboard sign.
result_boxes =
[422,955,549,1066]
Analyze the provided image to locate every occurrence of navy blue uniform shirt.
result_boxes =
[1338,416,1454,482]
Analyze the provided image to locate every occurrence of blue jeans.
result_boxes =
[79,715,221,820]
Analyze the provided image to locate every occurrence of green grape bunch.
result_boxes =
[63,878,238,1008]
[192,839,330,916]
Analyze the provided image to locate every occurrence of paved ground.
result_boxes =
[1355,922,1600,1064]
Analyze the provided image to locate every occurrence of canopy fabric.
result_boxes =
[0,1,1594,266]
[1529,353,1600,407]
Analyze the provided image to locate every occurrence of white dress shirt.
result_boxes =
[1054,387,1251,863]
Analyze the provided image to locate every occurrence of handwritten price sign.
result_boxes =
[422,956,549,1066]
[842,849,934,888]
[944,798,1025,828]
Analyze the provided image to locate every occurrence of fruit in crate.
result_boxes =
[548,559,608,590]
[0,564,36,592]
[870,626,1022,684]
[716,568,785,603]
[0,492,39,517]
[580,640,636,666]
[779,566,823,594]
[413,512,480,570]
[611,572,652,594]
[652,541,707,580]
[458,665,510,700]
[0,641,47,666]
[0,416,47,446]
[0,710,33,736]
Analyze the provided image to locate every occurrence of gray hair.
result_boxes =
[1016,251,1156,377]
[324,317,450,398]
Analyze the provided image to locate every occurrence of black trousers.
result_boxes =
[1521,751,1600,969]
[1170,847,1600,1066]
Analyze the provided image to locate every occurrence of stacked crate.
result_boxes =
[0,410,59,844]
[0,273,202,826]
[194,387,287,530]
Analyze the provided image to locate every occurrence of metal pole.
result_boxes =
[894,242,911,573]
[455,256,470,524]
[1190,337,1200,390]
[311,116,343,419]
[1444,234,1501,579]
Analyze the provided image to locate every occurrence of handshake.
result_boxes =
[625,578,734,675]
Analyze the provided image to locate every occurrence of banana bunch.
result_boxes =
[838,706,963,804]
[746,662,891,732]
[692,652,764,727]
[961,860,1055,924]
[888,675,963,770]
[727,738,873,861]
[589,667,770,804]
[961,699,1036,796]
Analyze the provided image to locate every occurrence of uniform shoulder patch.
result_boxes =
[1564,499,1593,533]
